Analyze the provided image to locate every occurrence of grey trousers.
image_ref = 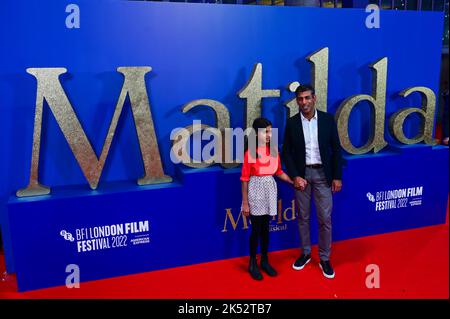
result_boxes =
[294,167,333,261]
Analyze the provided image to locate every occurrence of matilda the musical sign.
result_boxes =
[17,52,437,196]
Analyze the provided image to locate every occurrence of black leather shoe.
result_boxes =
[248,257,263,280]
[260,255,278,277]
[292,253,311,270]
[319,260,335,279]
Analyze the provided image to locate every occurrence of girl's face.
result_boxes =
[257,125,272,145]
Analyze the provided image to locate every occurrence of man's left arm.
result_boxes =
[330,116,344,192]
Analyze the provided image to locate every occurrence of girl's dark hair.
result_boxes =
[245,117,277,159]
[252,117,272,132]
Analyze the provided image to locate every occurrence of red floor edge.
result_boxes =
[0,208,448,299]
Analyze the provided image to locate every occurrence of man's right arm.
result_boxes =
[282,121,306,189]
[282,122,308,191]
[282,121,298,178]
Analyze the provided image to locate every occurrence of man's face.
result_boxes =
[296,90,316,115]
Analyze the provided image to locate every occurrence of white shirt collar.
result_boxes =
[300,109,318,122]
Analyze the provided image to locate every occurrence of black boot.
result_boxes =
[260,255,277,277]
[248,257,263,280]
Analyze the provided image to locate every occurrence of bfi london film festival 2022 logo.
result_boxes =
[366,186,424,212]
[60,220,150,253]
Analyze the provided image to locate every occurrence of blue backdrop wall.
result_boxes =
[0,0,448,291]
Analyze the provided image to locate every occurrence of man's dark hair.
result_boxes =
[295,84,315,97]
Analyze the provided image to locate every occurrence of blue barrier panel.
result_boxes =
[0,1,447,291]
[6,146,449,291]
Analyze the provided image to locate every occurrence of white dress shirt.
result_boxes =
[300,109,322,165]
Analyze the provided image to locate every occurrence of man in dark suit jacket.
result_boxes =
[282,84,344,279]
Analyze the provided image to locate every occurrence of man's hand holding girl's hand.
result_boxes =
[293,177,308,191]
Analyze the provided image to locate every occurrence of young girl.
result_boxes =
[241,118,293,280]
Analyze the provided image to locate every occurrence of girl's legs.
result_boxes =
[250,215,263,258]
[259,215,270,256]
[249,215,264,280]
[260,215,277,277]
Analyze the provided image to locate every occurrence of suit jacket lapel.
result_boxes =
[295,113,305,147]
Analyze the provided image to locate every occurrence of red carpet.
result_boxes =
[0,221,448,299]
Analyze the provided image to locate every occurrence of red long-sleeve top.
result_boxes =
[240,146,284,182]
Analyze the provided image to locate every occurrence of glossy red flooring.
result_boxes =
[0,221,448,299]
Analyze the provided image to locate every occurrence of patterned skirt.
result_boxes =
[246,175,278,216]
